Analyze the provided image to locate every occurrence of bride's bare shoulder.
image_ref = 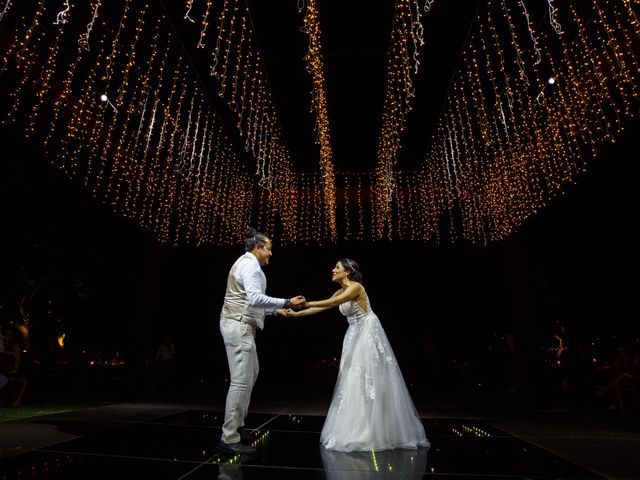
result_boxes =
[351,282,366,297]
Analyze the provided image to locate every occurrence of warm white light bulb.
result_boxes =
[100,94,108,102]
[548,77,556,85]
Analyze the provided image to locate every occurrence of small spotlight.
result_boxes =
[548,77,556,85]
[99,93,117,112]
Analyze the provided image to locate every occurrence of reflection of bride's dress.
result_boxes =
[320,297,429,451]
[321,445,428,479]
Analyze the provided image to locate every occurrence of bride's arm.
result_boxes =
[287,306,330,317]
[287,289,341,317]
[306,283,363,309]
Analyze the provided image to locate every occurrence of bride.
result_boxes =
[286,258,429,452]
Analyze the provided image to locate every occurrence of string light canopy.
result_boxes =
[0,0,638,245]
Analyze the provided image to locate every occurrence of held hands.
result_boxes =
[277,295,306,317]
[288,295,306,309]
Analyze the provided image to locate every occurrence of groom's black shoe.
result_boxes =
[217,440,255,455]
[238,428,255,444]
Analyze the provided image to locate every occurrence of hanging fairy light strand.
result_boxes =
[299,0,338,241]
[0,0,12,22]
[53,0,70,25]
[78,1,100,51]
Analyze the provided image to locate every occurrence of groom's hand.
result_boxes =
[288,295,306,309]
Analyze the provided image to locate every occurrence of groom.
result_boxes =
[218,228,305,454]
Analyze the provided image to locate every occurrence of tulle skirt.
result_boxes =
[320,312,429,452]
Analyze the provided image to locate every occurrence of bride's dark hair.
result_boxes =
[340,258,363,282]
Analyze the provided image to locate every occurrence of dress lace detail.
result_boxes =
[320,297,429,452]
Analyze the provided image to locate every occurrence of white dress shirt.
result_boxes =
[235,253,287,315]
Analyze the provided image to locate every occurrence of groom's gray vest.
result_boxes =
[220,254,266,329]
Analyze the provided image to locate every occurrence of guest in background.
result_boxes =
[0,327,28,407]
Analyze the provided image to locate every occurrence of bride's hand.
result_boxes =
[285,308,299,317]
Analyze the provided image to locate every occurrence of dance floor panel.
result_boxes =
[0,410,604,479]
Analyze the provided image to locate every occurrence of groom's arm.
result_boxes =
[238,264,288,310]
[237,261,305,314]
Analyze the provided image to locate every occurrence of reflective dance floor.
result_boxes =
[0,409,604,479]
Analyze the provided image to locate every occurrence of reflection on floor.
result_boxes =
[0,410,604,479]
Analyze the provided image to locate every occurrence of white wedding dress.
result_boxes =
[320,296,429,452]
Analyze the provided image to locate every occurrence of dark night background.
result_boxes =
[0,0,638,406]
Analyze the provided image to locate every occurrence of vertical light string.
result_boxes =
[0,0,12,22]
[299,0,338,241]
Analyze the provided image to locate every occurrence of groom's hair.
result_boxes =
[245,227,270,252]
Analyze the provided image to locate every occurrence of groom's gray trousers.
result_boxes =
[220,318,259,444]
